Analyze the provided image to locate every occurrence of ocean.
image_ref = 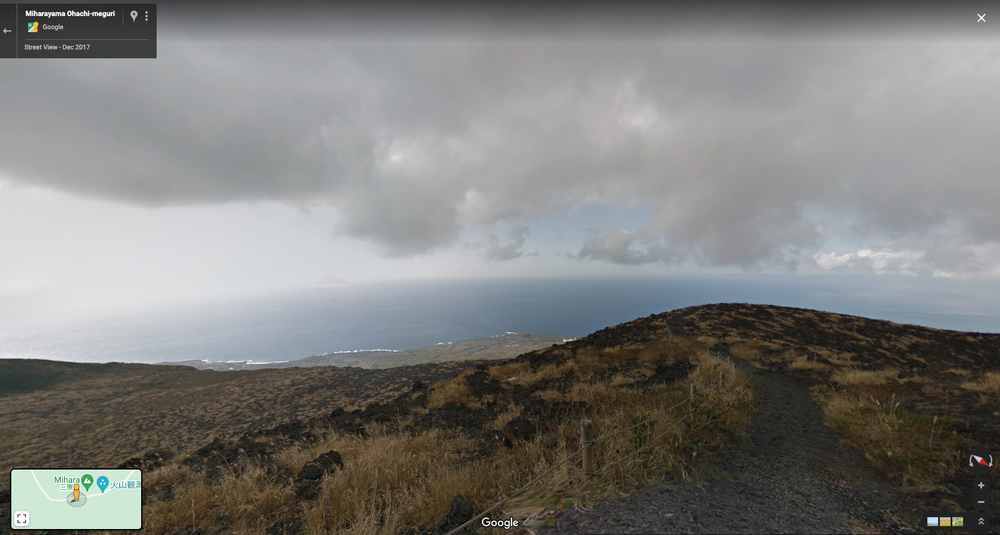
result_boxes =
[1,275,998,365]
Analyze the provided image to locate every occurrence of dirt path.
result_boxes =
[538,324,925,534]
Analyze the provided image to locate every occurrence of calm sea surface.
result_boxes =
[1,275,998,365]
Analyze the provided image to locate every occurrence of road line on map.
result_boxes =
[31,469,139,500]
[30,470,63,502]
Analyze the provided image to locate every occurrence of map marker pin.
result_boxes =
[81,474,93,492]
[96,475,109,493]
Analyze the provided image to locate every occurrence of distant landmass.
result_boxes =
[158,332,575,371]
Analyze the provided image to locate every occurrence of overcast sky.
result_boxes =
[1,3,998,322]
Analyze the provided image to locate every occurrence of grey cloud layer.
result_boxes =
[475,224,535,262]
[2,37,998,271]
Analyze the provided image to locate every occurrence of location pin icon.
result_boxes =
[81,474,93,492]
[96,475,109,493]
[130,10,137,22]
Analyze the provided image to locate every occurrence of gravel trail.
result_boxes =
[538,321,925,534]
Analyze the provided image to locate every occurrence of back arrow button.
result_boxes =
[2,29,10,34]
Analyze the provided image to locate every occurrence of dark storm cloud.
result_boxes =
[2,20,999,271]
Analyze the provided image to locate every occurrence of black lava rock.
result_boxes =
[117,448,176,470]
[294,450,344,499]
[503,416,536,442]
[182,435,281,479]
[266,513,304,535]
[431,495,474,534]
[398,495,475,535]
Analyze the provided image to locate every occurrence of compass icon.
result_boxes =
[968,446,994,476]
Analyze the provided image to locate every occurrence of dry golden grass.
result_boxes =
[786,353,832,371]
[831,368,900,386]
[518,362,575,387]
[306,428,491,534]
[641,303,1000,512]
[142,464,297,534]
[687,351,739,392]
[572,350,610,379]
[800,347,854,367]
[426,375,477,409]
[729,343,765,367]
[492,406,523,430]
[504,351,753,508]
[132,344,754,534]
[724,343,763,362]
[487,359,531,383]
[609,369,650,387]
[0,360,486,475]
[961,371,1000,394]
[142,463,186,492]
[275,444,325,476]
[635,338,704,364]
[695,335,720,347]
[819,389,973,493]
[140,426,493,535]
[534,389,565,403]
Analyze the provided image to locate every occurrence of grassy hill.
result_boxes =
[672,303,1000,513]
[0,359,496,481]
[1,303,997,533]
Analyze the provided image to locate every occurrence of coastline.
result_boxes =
[156,332,573,371]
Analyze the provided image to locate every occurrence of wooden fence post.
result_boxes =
[581,419,594,476]
[720,371,725,389]
[689,383,697,416]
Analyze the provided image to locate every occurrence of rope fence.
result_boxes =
[444,372,732,535]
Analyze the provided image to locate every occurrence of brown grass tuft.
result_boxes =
[519,362,575,387]
[961,371,1000,394]
[726,343,764,362]
[786,353,832,371]
[143,464,296,534]
[426,376,477,409]
[487,360,531,383]
[831,368,899,386]
[819,389,973,493]
[534,389,565,403]
[572,350,610,379]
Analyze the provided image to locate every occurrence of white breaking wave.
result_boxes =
[198,359,291,365]
[490,332,520,338]
[223,359,289,365]
[322,348,401,355]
